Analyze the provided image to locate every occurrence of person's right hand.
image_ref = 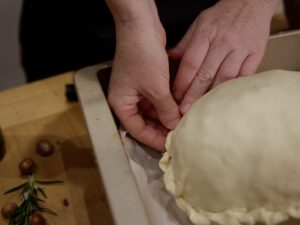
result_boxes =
[169,0,278,114]
[108,21,181,151]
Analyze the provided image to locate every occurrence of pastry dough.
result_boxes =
[160,70,300,225]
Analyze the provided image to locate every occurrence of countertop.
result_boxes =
[0,72,114,225]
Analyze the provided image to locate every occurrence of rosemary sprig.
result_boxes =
[4,182,27,195]
[4,174,63,225]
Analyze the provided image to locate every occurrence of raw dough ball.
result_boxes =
[160,70,300,225]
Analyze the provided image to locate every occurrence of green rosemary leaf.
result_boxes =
[35,180,64,185]
[37,187,47,198]
[23,192,30,200]
[20,186,29,197]
[9,200,28,224]
[33,197,45,202]
[24,217,29,225]
[31,199,41,211]
[20,215,27,225]
[10,212,24,225]
[7,173,63,224]
[4,182,28,195]
[39,207,58,216]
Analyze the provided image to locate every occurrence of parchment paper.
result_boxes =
[120,129,193,225]
[119,130,300,225]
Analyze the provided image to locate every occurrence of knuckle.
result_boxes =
[186,88,201,103]
[157,103,172,115]
[219,32,239,49]
[136,130,149,145]
[241,70,255,77]
[181,55,200,71]
[197,10,210,22]
[224,38,237,50]
[144,86,167,100]
[247,44,260,53]
[189,88,201,99]
[196,65,215,82]
[219,70,237,81]
[248,39,267,51]
[141,74,169,100]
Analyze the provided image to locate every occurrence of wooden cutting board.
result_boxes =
[0,72,114,225]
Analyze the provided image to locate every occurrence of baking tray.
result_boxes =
[74,30,300,225]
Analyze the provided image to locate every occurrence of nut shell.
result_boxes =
[1,202,18,219]
[29,213,46,225]
[36,140,54,157]
[19,158,36,175]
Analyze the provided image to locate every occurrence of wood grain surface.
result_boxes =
[0,72,114,225]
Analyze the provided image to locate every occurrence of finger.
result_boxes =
[145,90,181,130]
[172,35,210,102]
[239,53,264,77]
[112,101,167,151]
[180,43,230,114]
[168,22,196,60]
[211,50,247,88]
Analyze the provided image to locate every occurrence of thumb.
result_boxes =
[146,90,181,130]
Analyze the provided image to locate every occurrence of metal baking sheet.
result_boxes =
[74,30,300,225]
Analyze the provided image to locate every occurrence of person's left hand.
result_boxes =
[169,0,279,114]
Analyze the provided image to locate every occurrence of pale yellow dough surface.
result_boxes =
[160,70,300,225]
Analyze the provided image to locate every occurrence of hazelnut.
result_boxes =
[19,158,36,175]
[29,213,46,225]
[1,202,18,219]
[36,140,54,157]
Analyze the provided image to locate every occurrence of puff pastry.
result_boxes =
[160,70,300,225]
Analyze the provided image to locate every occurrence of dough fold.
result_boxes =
[160,70,300,225]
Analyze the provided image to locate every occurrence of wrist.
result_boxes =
[106,0,155,26]
[246,0,280,14]
[260,0,281,15]
[219,0,280,19]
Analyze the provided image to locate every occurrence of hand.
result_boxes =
[108,21,180,151]
[169,0,279,114]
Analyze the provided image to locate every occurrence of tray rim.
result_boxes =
[74,63,151,225]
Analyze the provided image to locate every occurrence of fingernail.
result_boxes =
[180,103,191,114]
